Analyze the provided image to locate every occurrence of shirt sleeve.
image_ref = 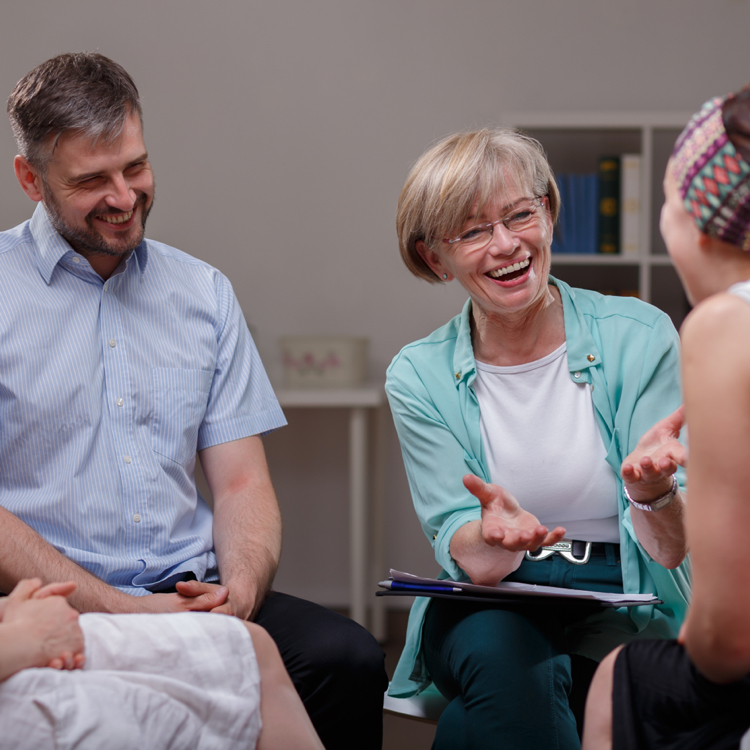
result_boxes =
[386,355,482,580]
[615,311,687,564]
[622,312,685,483]
[197,274,286,450]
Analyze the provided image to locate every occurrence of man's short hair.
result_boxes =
[7,52,142,173]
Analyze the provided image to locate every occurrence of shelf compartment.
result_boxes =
[551,262,639,297]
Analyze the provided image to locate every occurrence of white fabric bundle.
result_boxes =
[0,612,262,750]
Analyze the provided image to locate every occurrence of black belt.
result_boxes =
[525,540,620,564]
[148,571,198,593]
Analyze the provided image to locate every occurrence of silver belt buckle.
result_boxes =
[525,540,591,565]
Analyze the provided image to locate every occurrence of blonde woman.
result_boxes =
[386,128,691,749]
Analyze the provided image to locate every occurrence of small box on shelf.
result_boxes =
[280,336,368,389]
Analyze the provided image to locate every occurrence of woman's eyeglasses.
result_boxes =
[442,197,546,252]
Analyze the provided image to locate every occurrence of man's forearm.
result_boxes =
[212,484,282,620]
[200,435,283,621]
[0,506,133,613]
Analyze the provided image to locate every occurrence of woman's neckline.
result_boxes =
[470,284,566,366]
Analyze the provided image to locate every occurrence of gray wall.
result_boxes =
[1,0,748,608]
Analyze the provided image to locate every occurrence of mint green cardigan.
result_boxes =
[385,278,691,697]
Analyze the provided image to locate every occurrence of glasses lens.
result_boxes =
[456,227,492,250]
[448,198,541,248]
[504,202,539,232]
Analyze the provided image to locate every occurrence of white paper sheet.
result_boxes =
[384,569,660,606]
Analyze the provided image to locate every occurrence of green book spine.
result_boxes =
[598,156,620,254]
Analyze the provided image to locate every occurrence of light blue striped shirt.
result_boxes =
[0,204,286,595]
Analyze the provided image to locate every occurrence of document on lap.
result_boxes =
[377,570,662,607]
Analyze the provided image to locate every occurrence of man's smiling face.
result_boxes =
[39,110,155,273]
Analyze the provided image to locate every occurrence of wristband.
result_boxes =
[624,475,678,512]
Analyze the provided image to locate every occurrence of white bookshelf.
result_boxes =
[504,112,693,328]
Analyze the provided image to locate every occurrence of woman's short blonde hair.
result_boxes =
[396,127,560,282]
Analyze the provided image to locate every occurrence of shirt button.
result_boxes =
[133,513,141,523]
[124,455,132,464]
[72,256,80,264]
[574,372,582,379]
[104,284,108,292]
[587,354,595,362]
[116,397,124,407]
[109,339,116,348]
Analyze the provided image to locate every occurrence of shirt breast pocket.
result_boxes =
[150,368,213,465]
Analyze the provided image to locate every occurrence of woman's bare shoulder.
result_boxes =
[681,291,750,353]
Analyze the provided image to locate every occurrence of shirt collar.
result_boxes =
[30,203,149,285]
[452,298,477,387]
[551,276,601,372]
[451,276,602,388]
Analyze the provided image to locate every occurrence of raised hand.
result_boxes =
[463,474,566,552]
[621,406,686,502]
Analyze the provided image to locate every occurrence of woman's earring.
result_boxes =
[442,273,448,280]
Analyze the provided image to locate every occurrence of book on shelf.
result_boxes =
[552,154,640,256]
[551,174,569,253]
[552,173,597,254]
[598,156,620,254]
[620,154,641,256]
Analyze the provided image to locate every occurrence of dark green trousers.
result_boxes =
[423,549,623,750]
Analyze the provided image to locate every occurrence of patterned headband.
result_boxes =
[671,95,750,251]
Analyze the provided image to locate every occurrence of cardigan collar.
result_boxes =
[451,276,602,388]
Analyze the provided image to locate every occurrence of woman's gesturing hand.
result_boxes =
[463,475,566,552]
[621,406,687,503]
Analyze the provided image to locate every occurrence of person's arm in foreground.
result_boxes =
[0,578,85,682]
[180,435,281,620]
[679,293,750,682]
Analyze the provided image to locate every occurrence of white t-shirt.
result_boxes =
[474,342,620,542]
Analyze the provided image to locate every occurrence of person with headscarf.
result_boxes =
[582,86,750,750]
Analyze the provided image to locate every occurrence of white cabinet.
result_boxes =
[505,112,692,328]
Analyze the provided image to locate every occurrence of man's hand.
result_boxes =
[621,406,687,502]
[464,475,566,552]
[174,579,257,620]
[130,582,231,615]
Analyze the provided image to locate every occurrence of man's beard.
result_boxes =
[42,182,153,259]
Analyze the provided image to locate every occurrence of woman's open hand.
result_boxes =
[621,406,686,503]
[464,475,566,552]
